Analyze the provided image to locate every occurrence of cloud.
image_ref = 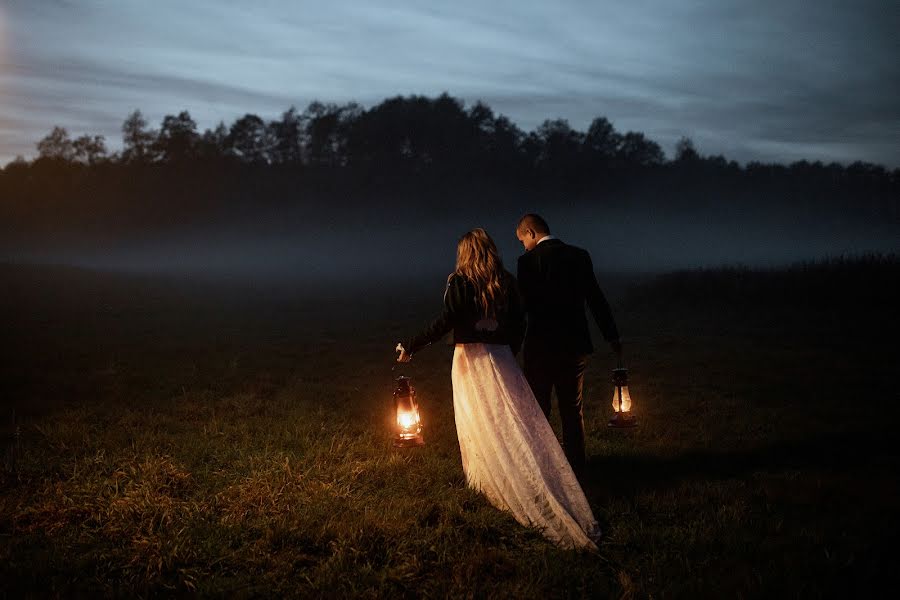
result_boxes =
[1,0,898,166]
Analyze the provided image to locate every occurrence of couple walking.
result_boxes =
[396,214,622,550]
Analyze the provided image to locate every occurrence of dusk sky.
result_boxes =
[1,0,898,168]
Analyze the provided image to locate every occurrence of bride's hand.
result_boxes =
[396,342,412,363]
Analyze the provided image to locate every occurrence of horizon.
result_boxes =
[4,95,900,171]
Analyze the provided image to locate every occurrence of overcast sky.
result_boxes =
[1,0,898,167]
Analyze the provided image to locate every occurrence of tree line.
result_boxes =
[9,93,897,179]
[13,95,676,176]
[0,93,897,239]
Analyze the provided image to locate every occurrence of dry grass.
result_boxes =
[1,262,897,597]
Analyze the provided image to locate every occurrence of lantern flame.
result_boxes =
[397,409,419,431]
[393,375,424,446]
[609,367,637,428]
[612,385,632,413]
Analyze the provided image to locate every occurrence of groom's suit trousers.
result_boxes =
[524,346,588,476]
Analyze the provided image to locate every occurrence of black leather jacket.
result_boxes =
[406,271,525,355]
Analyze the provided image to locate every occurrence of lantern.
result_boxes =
[608,367,637,428]
[393,376,424,447]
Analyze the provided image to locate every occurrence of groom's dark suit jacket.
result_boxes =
[517,238,619,356]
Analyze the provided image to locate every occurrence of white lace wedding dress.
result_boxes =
[451,343,601,550]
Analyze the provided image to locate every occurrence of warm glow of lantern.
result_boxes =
[609,367,637,428]
[393,376,424,447]
[612,386,632,413]
[397,408,419,431]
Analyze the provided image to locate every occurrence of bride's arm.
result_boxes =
[404,275,462,355]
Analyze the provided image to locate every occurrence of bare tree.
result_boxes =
[675,136,700,162]
[121,110,157,163]
[156,111,199,162]
[36,126,75,161]
[227,114,271,163]
[72,135,108,165]
[617,131,665,167]
[269,107,305,165]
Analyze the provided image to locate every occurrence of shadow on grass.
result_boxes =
[583,427,899,501]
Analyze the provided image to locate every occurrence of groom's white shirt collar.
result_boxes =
[536,234,556,245]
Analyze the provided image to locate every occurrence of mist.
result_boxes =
[4,198,895,288]
[4,92,896,285]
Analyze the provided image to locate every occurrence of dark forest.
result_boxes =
[1,94,897,277]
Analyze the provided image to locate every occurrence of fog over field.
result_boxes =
[4,200,896,284]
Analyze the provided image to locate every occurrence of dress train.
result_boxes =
[451,343,600,549]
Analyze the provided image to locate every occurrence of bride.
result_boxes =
[396,228,600,550]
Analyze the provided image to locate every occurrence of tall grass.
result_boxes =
[1,262,897,597]
[625,253,899,311]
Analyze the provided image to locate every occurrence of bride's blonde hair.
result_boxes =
[454,228,506,317]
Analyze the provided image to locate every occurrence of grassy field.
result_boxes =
[1,261,897,598]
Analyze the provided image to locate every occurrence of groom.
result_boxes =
[516,214,622,478]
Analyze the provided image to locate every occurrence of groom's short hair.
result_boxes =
[517,213,550,235]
